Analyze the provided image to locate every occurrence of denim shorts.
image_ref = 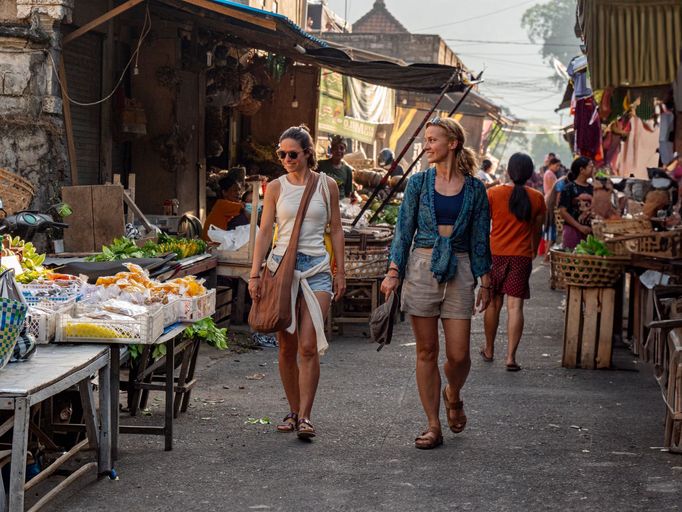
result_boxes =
[271,252,333,296]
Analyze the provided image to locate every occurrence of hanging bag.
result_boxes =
[0,269,29,369]
[248,174,320,333]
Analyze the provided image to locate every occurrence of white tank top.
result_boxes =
[272,174,328,257]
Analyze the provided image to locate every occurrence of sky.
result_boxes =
[325,0,582,131]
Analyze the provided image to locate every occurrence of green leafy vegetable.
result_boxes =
[574,235,612,256]
[184,317,228,350]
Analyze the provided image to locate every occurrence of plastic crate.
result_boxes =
[163,299,181,328]
[178,289,216,322]
[55,305,164,344]
[25,302,75,344]
[24,295,77,310]
[21,281,82,303]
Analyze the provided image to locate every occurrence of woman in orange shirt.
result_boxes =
[481,153,546,371]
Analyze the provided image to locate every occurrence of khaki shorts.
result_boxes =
[401,250,476,319]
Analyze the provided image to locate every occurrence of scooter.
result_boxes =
[0,202,69,242]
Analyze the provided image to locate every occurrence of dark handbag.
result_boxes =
[248,174,320,333]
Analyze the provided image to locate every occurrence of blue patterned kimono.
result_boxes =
[389,167,492,283]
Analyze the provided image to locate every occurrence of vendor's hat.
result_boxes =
[369,291,400,351]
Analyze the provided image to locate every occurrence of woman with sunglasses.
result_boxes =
[381,117,492,449]
[248,125,346,440]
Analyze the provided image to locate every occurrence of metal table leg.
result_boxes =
[110,345,120,462]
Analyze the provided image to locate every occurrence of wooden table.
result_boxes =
[0,345,111,512]
[59,324,194,458]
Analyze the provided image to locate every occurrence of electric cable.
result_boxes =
[414,0,536,31]
[48,5,151,107]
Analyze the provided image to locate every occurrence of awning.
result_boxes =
[302,48,464,94]
[64,0,466,94]
[577,0,682,90]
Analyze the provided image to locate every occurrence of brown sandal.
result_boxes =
[414,427,443,449]
[296,418,316,439]
[276,412,298,433]
[443,386,467,434]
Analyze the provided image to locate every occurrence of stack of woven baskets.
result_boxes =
[0,168,34,215]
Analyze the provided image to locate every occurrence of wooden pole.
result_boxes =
[62,0,146,45]
[58,55,79,185]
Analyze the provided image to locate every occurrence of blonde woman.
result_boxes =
[249,126,346,440]
[381,117,492,449]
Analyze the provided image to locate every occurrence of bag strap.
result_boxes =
[279,173,320,260]
[319,172,331,223]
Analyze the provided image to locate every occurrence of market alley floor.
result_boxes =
[53,264,682,512]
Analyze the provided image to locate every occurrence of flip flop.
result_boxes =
[479,348,494,362]
[506,363,522,372]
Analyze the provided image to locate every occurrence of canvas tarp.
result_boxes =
[577,0,682,90]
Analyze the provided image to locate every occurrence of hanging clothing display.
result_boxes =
[618,117,660,179]
[567,55,593,99]
[344,77,395,125]
[659,108,675,166]
[574,96,601,159]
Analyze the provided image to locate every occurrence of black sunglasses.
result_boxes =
[276,149,305,160]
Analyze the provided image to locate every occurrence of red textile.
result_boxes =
[574,96,602,159]
[490,256,533,300]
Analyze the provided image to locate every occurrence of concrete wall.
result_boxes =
[320,32,463,67]
[0,1,73,212]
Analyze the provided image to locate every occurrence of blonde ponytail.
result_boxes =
[454,146,478,176]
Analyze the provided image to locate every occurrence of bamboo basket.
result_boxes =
[550,249,628,288]
[0,168,34,215]
[344,247,388,279]
[553,208,564,235]
[592,217,653,256]
[607,230,682,260]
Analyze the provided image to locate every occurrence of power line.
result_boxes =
[414,0,536,31]
[444,38,579,47]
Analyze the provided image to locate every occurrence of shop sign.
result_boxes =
[318,70,377,144]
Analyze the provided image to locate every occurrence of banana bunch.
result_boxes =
[1,236,49,283]
[155,239,207,260]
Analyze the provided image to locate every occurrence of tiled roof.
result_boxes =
[352,0,409,34]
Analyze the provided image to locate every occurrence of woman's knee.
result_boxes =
[446,349,469,367]
[416,345,438,364]
[298,339,318,360]
[278,333,298,359]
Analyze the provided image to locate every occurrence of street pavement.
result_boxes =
[52,264,682,511]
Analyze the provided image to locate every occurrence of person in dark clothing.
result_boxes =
[559,157,595,249]
[317,136,354,200]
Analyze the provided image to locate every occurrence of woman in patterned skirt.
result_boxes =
[481,153,546,371]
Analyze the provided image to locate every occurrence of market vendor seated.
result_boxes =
[202,172,250,240]
[317,135,355,201]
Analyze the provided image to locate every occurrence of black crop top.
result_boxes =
[434,189,464,226]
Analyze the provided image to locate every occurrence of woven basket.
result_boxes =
[553,208,564,234]
[344,247,388,278]
[0,168,34,215]
[607,230,682,259]
[550,249,628,288]
[593,217,653,256]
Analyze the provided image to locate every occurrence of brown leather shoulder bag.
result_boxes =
[248,173,320,333]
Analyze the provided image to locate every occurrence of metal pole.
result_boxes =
[350,69,462,228]
[367,80,478,224]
